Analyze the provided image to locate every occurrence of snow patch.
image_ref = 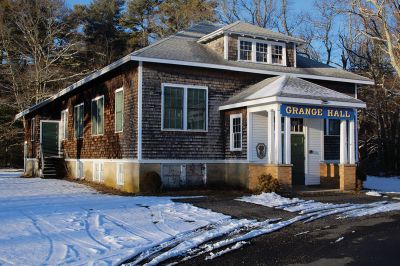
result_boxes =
[366,191,382,197]
[236,192,303,207]
[205,241,248,260]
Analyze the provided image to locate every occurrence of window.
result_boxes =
[272,45,283,64]
[162,84,207,131]
[238,38,286,65]
[239,40,252,61]
[93,162,104,182]
[91,96,104,135]
[256,42,268,63]
[60,109,68,140]
[115,88,124,132]
[31,118,35,141]
[324,119,340,161]
[291,118,304,133]
[187,88,206,130]
[74,103,84,138]
[116,163,124,186]
[230,114,242,151]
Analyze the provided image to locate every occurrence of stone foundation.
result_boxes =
[248,164,292,191]
[320,163,340,188]
[339,164,356,191]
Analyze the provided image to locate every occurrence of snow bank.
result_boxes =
[364,176,400,193]
[236,192,303,207]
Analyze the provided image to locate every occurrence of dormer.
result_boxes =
[198,21,306,68]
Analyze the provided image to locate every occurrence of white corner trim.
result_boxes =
[224,34,229,60]
[138,61,143,160]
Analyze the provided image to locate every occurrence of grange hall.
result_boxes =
[16,21,372,192]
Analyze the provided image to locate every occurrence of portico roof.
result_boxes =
[219,76,366,110]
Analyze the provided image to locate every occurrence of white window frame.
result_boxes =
[115,87,124,133]
[60,109,68,140]
[230,113,242,151]
[93,161,104,182]
[91,95,104,136]
[116,163,124,186]
[31,118,35,141]
[161,83,208,132]
[74,103,84,139]
[237,37,287,66]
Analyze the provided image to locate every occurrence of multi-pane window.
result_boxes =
[74,103,84,138]
[31,118,35,141]
[60,109,68,140]
[187,88,206,130]
[324,119,340,161]
[91,96,104,135]
[163,86,184,129]
[116,163,124,186]
[291,118,303,133]
[256,42,268,62]
[162,85,207,131]
[239,40,252,61]
[93,162,104,182]
[230,114,242,151]
[115,88,124,132]
[272,45,283,64]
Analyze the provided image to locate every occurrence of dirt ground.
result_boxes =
[172,193,400,266]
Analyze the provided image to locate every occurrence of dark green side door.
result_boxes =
[41,122,59,157]
[291,134,305,185]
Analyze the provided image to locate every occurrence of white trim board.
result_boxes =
[64,158,251,164]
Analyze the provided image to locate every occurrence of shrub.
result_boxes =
[143,171,162,193]
[255,174,280,193]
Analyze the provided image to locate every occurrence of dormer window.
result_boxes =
[239,40,252,61]
[237,37,286,66]
[272,45,283,64]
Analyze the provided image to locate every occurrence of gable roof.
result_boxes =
[198,21,307,44]
[222,75,365,108]
[15,21,372,120]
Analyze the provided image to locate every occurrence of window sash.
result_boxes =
[187,88,206,130]
[60,110,68,140]
[162,85,207,131]
[91,96,104,135]
[272,45,283,64]
[256,43,268,62]
[115,89,124,132]
[230,114,242,150]
[239,40,252,61]
[74,104,84,138]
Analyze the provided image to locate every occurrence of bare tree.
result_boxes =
[349,0,400,76]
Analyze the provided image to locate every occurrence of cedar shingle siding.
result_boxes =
[141,63,264,159]
[25,63,139,159]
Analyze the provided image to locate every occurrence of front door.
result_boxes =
[291,134,305,185]
[41,121,59,157]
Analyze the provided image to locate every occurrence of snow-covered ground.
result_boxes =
[0,172,241,265]
[2,171,400,265]
[364,176,400,193]
[237,192,400,219]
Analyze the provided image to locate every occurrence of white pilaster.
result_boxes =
[349,119,355,164]
[340,120,348,164]
[284,116,291,164]
[267,109,275,164]
[275,107,282,164]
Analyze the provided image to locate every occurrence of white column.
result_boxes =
[275,107,282,164]
[284,116,291,164]
[267,109,275,164]
[354,109,359,162]
[349,119,355,164]
[340,120,348,164]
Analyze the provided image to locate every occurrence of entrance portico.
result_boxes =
[220,76,366,191]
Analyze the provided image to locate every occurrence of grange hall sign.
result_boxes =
[280,104,354,120]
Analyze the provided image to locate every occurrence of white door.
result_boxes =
[305,118,323,185]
